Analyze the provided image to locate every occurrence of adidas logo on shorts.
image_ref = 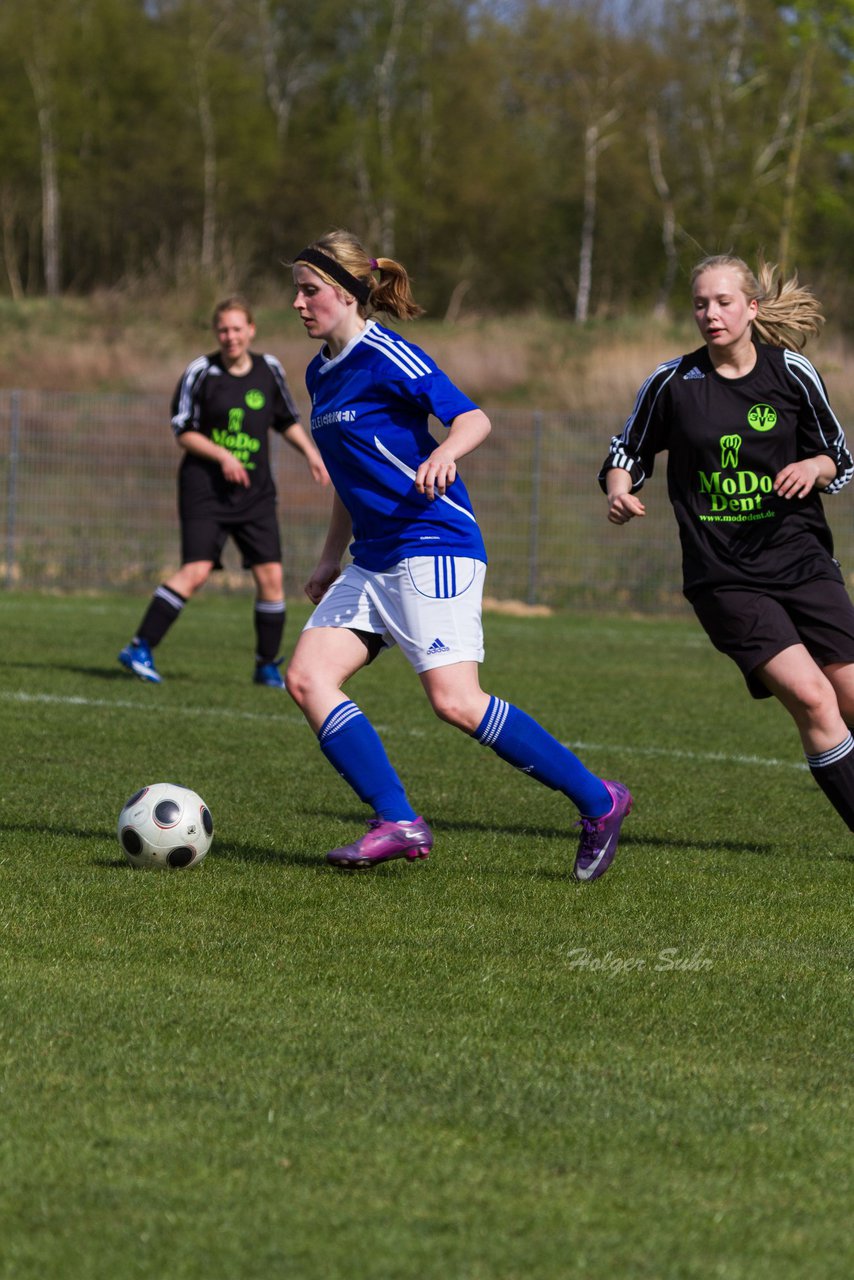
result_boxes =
[426,637,451,655]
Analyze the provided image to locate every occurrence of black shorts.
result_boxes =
[691,578,854,699]
[180,508,282,571]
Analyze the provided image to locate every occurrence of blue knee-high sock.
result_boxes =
[318,700,418,822]
[475,696,611,817]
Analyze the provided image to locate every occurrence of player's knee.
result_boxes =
[284,659,310,708]
[427,690,480,733]
[174,565,210,595]
[792,675,837,726]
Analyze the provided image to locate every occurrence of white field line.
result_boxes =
[1,689,808,772]
[3,689,286,724]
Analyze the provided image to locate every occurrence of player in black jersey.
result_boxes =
[601,254,854,834]
[118,296,328,687]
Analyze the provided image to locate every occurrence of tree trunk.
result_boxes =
[778,41,816,274]
[375,0,406,257]
[197,72,217,274]
[576,104,620,324]
[575,123,598,324]
[0,190,25,300]
[257,0,311,144]
[645,108,678,317]
[26,59,61,296]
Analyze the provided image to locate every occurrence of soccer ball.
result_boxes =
[117,783,213,869]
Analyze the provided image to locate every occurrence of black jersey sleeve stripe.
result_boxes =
[598,438,647,492]
[597,358,679,492]
[171,356,212,436]
[783,349,854,494]
[619,358,680,450]
[262,354,301,427]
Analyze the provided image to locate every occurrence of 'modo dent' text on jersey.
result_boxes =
[305,319,487,570]
[171,351,301,518]
[600,342,854,598]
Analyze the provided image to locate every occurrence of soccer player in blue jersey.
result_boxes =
[285,230,632,877]
[602,254,854,834]
[118,296,328,687]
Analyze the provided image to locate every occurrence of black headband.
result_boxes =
[294,247,373,305]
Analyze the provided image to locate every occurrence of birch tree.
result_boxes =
[645,107,678,316]
[257,0,325,144]
[181,3,236,275]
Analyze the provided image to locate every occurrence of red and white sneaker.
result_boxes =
[326,816,433,870]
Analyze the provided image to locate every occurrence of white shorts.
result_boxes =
[304,556,486,673]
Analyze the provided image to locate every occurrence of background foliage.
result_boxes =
[0,0,851,321]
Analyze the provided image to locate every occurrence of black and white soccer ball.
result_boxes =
[117,783,213,869]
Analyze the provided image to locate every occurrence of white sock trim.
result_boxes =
[806,732,854,770]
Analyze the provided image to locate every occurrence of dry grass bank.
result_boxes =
[0,292,852,417]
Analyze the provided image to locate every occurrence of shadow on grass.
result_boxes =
[0,819,318,870]
[0,658,191,683]
[3,815,848,873]
[303,805,782,853]
[280,807,815,874]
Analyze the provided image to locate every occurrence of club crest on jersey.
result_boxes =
[747,403,777,432]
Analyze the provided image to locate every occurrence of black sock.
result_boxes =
[135,585,187,648]
[254,601,285,663]
[807,734,854,831]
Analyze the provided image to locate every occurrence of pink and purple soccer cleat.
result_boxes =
[573,780,633,882]
[326,816,433,870]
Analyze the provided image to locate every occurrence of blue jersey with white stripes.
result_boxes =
[599,340,854,598]
[305,319,487,570]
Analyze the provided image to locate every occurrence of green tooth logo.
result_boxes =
[721,434,742,469]
[747,403,777,431]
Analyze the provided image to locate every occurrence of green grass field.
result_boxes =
[0,593,851,1280]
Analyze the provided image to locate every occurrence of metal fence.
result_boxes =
[5,388,852,611]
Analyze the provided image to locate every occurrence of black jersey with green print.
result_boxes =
[171,351,301,517]
[599,340,854,600]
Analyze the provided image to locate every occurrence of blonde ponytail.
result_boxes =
[370,256,425,320]
[752,260,824,351]
[293,231,424,320]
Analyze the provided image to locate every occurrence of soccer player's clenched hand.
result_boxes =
[220,452,251,487]
[304,560,340,604]
[416,450,457,500]
[607,492,646,525]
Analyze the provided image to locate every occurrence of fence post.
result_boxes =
[527,411,543,605]
[5,391,21,590]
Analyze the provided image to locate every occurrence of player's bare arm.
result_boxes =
[304,490,352,604]
[177,429,251,487]
[606,467,646,524]
[416,408,491,500]
[283,422,330,486]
